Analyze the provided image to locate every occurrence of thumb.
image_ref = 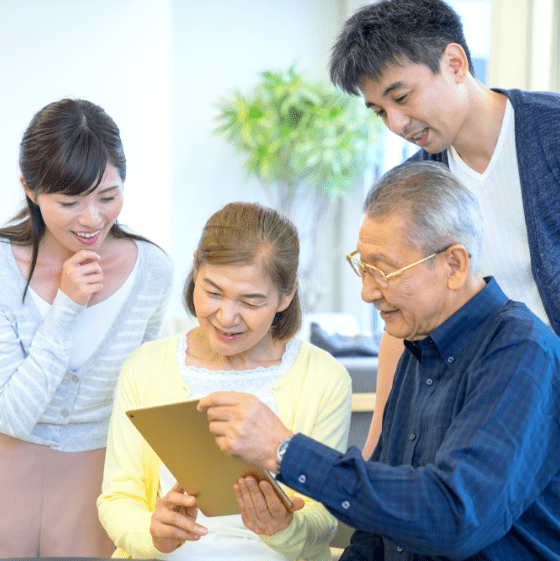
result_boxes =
[288,496,305,512]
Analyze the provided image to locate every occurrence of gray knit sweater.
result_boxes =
[0,239,173,451]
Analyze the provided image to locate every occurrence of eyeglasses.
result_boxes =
[346,246,451,288]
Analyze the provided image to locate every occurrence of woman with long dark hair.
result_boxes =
[0,98,173,557]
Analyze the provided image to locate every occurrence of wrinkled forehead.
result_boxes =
[359,212,405,246]
[358,210,421,257]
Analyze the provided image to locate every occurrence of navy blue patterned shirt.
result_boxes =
[278,279,560,560]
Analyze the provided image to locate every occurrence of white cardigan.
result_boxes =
[0,239,173,451]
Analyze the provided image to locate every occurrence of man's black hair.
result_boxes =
[330,0,475,95]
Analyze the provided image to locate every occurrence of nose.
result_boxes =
[361,273,383,304]
[217,299,240,326]
[79,203,102,228]
[386,108,410,136]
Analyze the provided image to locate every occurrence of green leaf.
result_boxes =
[214,63,384,199]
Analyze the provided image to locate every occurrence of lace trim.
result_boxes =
[175,332,301,382]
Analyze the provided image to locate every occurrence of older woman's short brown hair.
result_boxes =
[184,202,301,340]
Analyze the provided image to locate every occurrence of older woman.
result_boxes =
[0,99,173,557]
[98,202,352,560]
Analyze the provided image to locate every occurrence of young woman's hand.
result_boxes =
[150,482,208,554]
[59,250,103,306]
[234,476,304,536]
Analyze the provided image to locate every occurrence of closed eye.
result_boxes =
[395,94,409,104]
[101,196,116,203]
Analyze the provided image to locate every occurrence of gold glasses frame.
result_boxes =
[346,246,451,287]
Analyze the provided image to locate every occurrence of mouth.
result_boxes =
[377,308,399,321]
[73,230,102,245]
[406,128,429,146]
[214,326,244,341]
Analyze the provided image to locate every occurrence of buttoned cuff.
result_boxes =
[277,433,339,498]
[277,433,368,527]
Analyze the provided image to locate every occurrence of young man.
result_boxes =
[199,162,560,560]
[329,0,560,458]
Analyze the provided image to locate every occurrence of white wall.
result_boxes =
[0,0,172,250]
[168,0,343,317]
[489,0,560,91]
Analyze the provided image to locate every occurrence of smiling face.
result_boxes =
[360,52,469,154]
[192,260,294,360]
[357,213,454,341]
[25,165,124,258]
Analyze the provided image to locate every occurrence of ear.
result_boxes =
[443,245,470,290]
[20,176,36,203]
[192,250,199,274]
[441,43,469,83]
[277,277,298,312]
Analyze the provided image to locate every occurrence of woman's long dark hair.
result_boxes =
[0,98,154,301]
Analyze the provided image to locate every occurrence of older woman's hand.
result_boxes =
[150,482,208,553]
[234,476,304,536]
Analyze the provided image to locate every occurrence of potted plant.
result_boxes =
[215,64,383,311]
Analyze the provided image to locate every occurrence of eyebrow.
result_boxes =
[359,251,401,269]
[382,80,407,97]
[364,80,407,109]
[98,185,120,195]
[202,278,267,299]
[59,185,121,198]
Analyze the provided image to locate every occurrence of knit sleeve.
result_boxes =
[139,244,174,344]
[97,346,163,559]
[0,289,84,437]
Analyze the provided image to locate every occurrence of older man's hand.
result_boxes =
[197,391,294,473]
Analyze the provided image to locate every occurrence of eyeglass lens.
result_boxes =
[350,258,388,287]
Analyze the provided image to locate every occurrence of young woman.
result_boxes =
[0,98,173,557]
[98,202,352,560]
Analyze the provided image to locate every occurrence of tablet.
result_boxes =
[126,398,292,517]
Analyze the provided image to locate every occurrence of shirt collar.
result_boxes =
[405,277,508,366]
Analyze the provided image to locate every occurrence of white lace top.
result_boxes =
[175,332,301,397]
[160,332,302,561]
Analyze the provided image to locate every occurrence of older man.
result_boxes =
[329,0,560,461]
[199,162,560,560]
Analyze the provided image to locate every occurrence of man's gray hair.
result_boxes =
[364,161,483,272]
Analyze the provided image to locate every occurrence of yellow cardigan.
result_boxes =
[98,335,352,560]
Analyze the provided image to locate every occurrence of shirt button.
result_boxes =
[426,378,433,386]
[410,433,416,441]
[397,546,404,553]
[72,374,79,383]
[61,409,69,417]
[298,474,307,484]
[342,500,350,510]
[447,356,454,363]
